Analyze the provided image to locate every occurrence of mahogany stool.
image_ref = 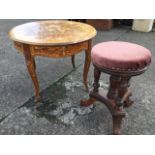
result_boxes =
[81,41,151,134]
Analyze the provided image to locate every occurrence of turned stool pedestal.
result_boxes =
[81,41,151,134]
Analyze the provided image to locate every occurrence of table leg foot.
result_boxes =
[80,97,96,107]
[34,96,41,103]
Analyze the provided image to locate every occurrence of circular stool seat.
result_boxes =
[92,41,151,71]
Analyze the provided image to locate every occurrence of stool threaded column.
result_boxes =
[93,67,101,92]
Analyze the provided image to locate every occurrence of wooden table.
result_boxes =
[9,20,97,101]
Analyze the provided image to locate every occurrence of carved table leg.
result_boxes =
[71,55,75,69]
[81,67,101,107]
[83,40,92,91]
[23,44,40,102]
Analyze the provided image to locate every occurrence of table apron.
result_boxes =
[14,41,89,58]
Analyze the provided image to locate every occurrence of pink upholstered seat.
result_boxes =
[92,41,151,71]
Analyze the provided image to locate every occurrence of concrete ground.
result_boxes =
[0,19,155,135]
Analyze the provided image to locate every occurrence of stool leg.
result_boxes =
[116,76,132,107]
[107,75,121,100]
[81,67,101,107]
[93,67,101,93]
[112,113,125,135]
[107,75,127,134]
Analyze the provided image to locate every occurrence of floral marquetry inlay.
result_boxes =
[9,20,97,46]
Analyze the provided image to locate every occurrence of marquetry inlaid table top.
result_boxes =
[9,20,97,46]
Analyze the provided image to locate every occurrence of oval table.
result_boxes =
[9,20,97,101]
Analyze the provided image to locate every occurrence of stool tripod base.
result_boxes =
[81,89,126,135]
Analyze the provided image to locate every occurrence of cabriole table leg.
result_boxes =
[23,44,40,102]
[83,40,92,91]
